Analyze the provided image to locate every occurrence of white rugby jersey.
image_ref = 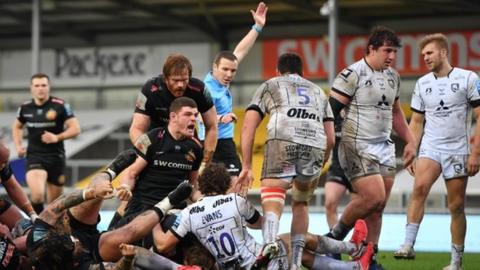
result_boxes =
[171,193,262,269]
[332,58,401,143]
[411,67,480,154]
[247,74,333,148]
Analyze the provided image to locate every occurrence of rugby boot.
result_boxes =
[358,242,374,270]
[442,263,463,270]
[251,242,280,270]
[393,245,416,260]
[350,219,368,260]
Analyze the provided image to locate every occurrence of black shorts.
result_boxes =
[326,153,353,192]
[212,139,241,176]
[67,210,103,263]
[26,153,66,186]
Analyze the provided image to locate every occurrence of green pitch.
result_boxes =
[300,252,480,270]
[374,251,479,270]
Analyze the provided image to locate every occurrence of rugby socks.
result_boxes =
[404,223,419,247]
[263,212,279,244]
[312,255,360,270]
[329,221,352,240]
[450,243,464,267]
[291,234,305,269]
[32,202,44,215]
[316,235,356,255]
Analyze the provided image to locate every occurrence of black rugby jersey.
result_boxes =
[16,96,75,155]
[133,127,203,206]
[134,75,214,130]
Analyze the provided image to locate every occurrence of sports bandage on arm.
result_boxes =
[329,97,346,120]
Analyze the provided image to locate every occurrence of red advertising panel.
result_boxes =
[263,31,480,79]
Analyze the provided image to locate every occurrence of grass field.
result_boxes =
[355,251,479,270]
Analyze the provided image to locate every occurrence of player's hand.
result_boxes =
[119,243,137,257]
[234,169,253,197]
[87,182,114,199]
[115,184,133,201]
[220,113,238,124]
[41,131,59,144]
[406,159,416,176]
[467,154,480,176]
[16,146,26,158]
[402,142,416,169]
[251,2,268,28]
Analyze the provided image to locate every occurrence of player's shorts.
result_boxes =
[418,147,468,180]
[212,139,242,176]
[261,140,325,182]
[26,153,66,186]
[338,139,396,181]
[267,239,289,270]
[67,210,104,263]
[326,142,352,192]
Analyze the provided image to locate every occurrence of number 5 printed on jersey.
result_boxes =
[297,87,310,105]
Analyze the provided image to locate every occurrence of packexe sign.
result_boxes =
[54,48,146,78]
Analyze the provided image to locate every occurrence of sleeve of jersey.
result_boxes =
[331,68,358,98]
[0,164,13,182]
[410,81,425,114]
[63,103,75,119]
[134,80,151,115]
[235,195,260,224]
[16,106,25,124]
[467,73,480,108]
[394,70,401,99]
[169,211,189,240]
[133,131,154,160]
[191,79,214,113]
[323,99,334,122]
[245,82,268,119]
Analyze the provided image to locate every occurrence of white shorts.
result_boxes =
[261,139,325,182]
[338,139,396,181]
[418,147,468,180]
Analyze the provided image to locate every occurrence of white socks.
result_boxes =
[404,223,419,247]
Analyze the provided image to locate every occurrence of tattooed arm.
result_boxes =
[40,183,113,226]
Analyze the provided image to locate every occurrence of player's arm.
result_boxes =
[233,2,268,63]
[41,116,81,144]
[153,223,181,254]
[467,106,480,176]
[119,157,147,194]
[233,109,263,195]
[201,106,218,164]
[245,209,263,230]
[129,113,151,145]
[2,173,36,218]
[40,183,113,226]
[59,117,81,140]
[408,111,425,148]
[392,99,417,168]
[11,119,26,157]
[323,120,335,163]
[240,110,262,172]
